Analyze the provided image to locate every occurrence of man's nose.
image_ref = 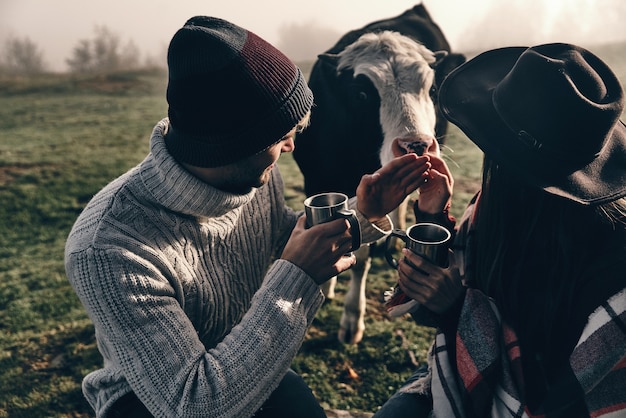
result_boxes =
[281,137,295,153]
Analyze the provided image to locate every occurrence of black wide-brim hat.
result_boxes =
[439,43,626,205]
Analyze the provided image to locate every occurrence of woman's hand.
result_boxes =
[416,154,454,215]
[396,248,464,314]
[356,153,430,221]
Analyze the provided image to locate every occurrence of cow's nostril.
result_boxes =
[406,142,427,156]
[397,139,428,156]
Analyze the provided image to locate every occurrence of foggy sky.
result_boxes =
[1,0,625,72]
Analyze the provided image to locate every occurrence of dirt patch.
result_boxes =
[0,164,40,186]
[72,71,166,95]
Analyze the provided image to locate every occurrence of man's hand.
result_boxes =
[281,216,356,285]
[356,153,430,221]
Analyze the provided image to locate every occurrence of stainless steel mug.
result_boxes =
[385,222,451,268]
[304,192,361,252]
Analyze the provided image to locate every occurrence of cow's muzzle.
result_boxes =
[392,135,439,157]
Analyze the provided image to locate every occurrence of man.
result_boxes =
[65,16,430,418]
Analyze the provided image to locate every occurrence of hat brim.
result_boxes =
[439,46,626,205]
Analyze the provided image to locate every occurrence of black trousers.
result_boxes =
[107,369,326,418]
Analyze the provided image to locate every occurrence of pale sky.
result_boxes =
[1,0,625,71]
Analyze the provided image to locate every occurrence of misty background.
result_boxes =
[1,0,626,73]
[277,0,626,60]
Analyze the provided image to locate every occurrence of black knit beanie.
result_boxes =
[165,16,313,167]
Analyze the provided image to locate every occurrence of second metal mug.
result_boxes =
[385,222,451,268]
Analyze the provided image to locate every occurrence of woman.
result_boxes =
[376,43,626,417]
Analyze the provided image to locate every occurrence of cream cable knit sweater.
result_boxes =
[65,119,391,418]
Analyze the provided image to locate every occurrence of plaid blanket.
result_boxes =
[405,194,626,417]
[426,287,626,417]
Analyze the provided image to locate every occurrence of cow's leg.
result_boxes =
[320,276,337,299]
[395,198,408,231]
[338,245,371,344]
[336,198,410,344]
[387,199,408,253]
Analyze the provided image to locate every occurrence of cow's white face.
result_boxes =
[337,31,441,166]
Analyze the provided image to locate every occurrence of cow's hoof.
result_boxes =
[338,326,364,345]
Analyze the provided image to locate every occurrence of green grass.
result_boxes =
[0,70,479,417]
[1,40,623,416]
[0,70,169,417]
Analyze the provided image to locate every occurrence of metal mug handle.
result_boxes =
[386,223,451,268]
[336,208,361,252]
[384,229,408,269]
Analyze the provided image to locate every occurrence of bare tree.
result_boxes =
[1,36,47,75]
[91,26,120,72]
[66,25,142,73]
[66,39,93,73]
[119,40,141,70]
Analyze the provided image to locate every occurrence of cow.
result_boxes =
[293,4,466,344]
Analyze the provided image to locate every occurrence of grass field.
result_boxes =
[1,41,624,417]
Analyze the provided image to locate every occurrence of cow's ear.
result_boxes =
[317,53,340,68]
[430,50,449,69]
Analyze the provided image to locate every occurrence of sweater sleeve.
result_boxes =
[347,196,393,244]
[67,246,323,418]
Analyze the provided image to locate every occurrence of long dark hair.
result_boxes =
[473,157,626,362]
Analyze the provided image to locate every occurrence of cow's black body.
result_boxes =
[293,3,465,198]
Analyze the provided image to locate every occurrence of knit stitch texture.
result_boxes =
[65,119,390,417]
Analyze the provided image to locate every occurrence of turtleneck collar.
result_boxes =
[140,119,257,219]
